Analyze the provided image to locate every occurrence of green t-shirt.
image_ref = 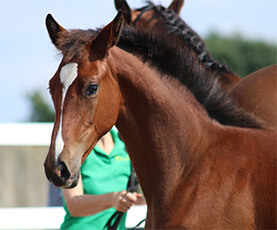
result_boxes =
[60,128,131,230]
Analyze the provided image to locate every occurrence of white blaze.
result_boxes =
[55,63,78,162]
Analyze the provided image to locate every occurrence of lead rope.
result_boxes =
[128,218,146,230]
[106,165,145,230]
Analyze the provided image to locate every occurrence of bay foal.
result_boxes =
[44,12,276,229]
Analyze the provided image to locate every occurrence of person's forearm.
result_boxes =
[67,192,116,217]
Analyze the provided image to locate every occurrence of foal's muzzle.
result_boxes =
[44,161,79,189]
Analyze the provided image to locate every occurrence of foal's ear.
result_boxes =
[114,0,131,24]
[89,11,124,61]
[168,0,184,14]
[46,14,67,47]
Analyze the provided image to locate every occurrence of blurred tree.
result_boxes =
[204,32,277,77]
[27,90,55,122]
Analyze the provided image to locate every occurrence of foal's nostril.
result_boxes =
[58,162,71,182]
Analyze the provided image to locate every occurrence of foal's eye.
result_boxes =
[84,84,99,97]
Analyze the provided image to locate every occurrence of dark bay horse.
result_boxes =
[115,0,241,92]
[115,0,277,130]
[44,12,276,229]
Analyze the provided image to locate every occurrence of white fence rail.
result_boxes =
[0,206,147,229]
[0,122,53,146]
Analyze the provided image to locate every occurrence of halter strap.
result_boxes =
[132,5,154,26]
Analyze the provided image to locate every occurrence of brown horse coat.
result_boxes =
[230,65,277,130]
[44,12,276,229]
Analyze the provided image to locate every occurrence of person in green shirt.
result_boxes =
[60,127,143,230]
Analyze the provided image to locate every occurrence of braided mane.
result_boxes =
[135,1,233,75]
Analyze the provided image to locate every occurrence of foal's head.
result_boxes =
[44,12,124,188]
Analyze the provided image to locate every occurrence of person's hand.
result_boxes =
[132,192,145,205]
[112,190,138,212]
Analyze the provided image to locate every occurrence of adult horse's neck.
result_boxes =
[162,22,241,92]
[109,47,216,221]
[135,3,241,91]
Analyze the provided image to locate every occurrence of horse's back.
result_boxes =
[230,65,277,130]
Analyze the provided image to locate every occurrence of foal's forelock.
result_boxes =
[54,62,78,163]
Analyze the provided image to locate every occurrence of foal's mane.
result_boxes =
[56,27,262,129]
[135,1,233,75]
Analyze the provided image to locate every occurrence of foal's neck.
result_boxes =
[110,48,215,205]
